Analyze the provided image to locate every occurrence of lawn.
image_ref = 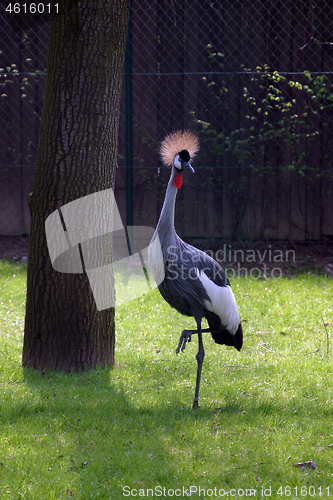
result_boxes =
[1,259,333,499]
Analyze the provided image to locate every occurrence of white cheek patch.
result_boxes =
[195,269,240,334]
[174,154,182,170]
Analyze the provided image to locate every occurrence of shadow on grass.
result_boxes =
[1,358,331,495]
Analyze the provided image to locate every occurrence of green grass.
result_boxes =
[1,259,333,499]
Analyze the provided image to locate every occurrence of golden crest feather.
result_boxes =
[159,130,199,167]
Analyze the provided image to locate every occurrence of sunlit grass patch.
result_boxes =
[1,260,333,498]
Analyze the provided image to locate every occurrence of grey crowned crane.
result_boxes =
[148,130,243,409]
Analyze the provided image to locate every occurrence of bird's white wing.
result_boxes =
[195,268,240,335]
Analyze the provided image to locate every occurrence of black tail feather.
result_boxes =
[205,311,243,351]
[210,323,242,351]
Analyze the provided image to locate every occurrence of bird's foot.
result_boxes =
[191,397,200,410]
[176,329,192,354]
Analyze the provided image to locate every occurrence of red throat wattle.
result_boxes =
[174,172,183,189]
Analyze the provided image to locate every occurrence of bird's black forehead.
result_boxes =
[179,149,190,162]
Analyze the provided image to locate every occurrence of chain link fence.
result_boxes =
[1,1,333,244]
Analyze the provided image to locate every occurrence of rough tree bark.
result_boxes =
[22,0,130,370]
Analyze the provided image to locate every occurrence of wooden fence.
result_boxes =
[1,0,333,241]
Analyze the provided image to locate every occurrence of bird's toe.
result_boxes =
[176,329,192,354]
[191,400,200,410]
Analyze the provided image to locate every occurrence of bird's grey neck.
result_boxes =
[156,175,178,243]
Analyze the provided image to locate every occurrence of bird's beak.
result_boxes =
[182,162,195,173]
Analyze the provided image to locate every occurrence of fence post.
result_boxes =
[125,1,133,228]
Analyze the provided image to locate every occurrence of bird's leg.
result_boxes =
[192,318,205,410]
[176,329,193,354]
[176,328,214,354]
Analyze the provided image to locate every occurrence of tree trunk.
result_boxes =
[22,0,130,371]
